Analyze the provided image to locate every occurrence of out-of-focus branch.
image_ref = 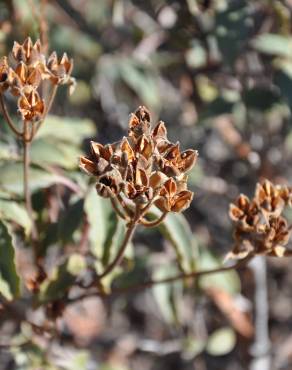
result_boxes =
[68,254,252,304]
[249,256,271,370]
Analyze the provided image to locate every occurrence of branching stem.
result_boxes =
[139,211,167,227]
[110,196,128,221]
[97,221,137,279]
[69,254,252,304]
[34,85,57,136]
[23,122,39,252]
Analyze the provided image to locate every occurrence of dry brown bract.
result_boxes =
[80,106,198,219]
[228,179,292,259]
[0,37,74,126]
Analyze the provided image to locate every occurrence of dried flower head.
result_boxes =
[0,37,74,126]
[228,179,292,259]
[0,57,9,92]
[80,106,198,221]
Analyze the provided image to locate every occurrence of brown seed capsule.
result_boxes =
[1,37,74,131]
[0,57,9,92]
[18,89,45,122]
[228,179,292,259]
[80,106,197,216]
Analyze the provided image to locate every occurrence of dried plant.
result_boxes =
[228,179,292,259]
[80,106,197,220]
[79,106,198,277]
[0,37,74,266]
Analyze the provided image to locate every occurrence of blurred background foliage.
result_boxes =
[0,0,292,369]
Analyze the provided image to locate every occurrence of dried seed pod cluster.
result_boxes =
[80,106,198,216]
[228,179,292,258]
[0,37,74,123]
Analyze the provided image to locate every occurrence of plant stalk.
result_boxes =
[23,123,38,252]
[97,221,137,279]
[69,254,252,304]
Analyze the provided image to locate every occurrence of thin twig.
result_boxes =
[110,196,128,221]
[23,123,38,246]
[34,85,58,137]
[97,221,137,279]
[139,211,167,227]
[116,194,134,217]
[0,94,23,137]
[68,255,252,304]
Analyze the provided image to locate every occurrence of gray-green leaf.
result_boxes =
[0,221,20,300]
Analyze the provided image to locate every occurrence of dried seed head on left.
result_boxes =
[0,37,75,124]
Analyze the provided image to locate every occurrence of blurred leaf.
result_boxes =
[0,221,20,300]
[39,254,86,303]
[186,41,207,69]
[31,139,81,169]
[274,69,292,107]
[199,97,235,121]
[118,58,160,109]
[52,25,101,59]
[198,247,240,294]
[216,4,251,65]
[152,265,183,325]
[58,198,84,244]
[69,80,91,106]
[158,212,197,273]
[85,189,133,289]
[84,188,113,259]
[252,33,292,57]
[58,351,90,370]
[0,199,31,235]
[102,217,133,266]
[36,115,96,145]
[242,87,281,111]
[0,161,69,194]
[0,142,14,160]
[206,327,236,356]
[196,75,218,102]
[183,336,206,359]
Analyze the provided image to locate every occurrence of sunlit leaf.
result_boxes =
[39,254,86,303]
[152,265,183,325]
[84,187,113,259]
[206,327,236,356]
[198,247,240,295]
[31,139,81,169]
[156,211,197,273]
[252,33,292,57]
[0,199,31,235]
[36,115,96,145]
[0,161,69,194]
[0,221,20,300]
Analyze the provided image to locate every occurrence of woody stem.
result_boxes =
[68,254,253,303]
[96,198,159,280]
[34,85,58,137]
[97,221,137,279]
[110,197,128,221]
[23,122,38,253]
[118,254,253,292]
[139,211,167,227]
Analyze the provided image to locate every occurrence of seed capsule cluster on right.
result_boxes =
[229,179,292,258]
